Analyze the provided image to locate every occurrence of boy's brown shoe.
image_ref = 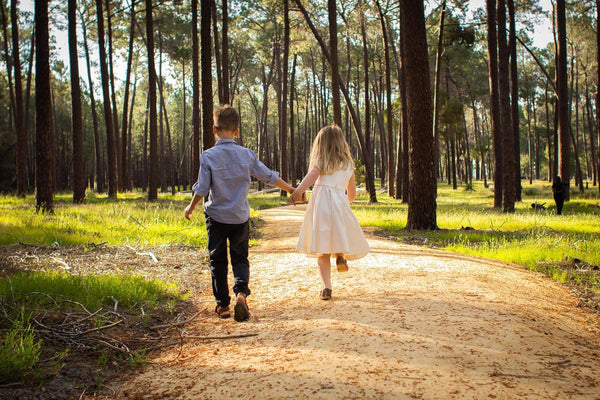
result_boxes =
[336,256,348,272]
[234,293,250,322]
[215,305,230,319]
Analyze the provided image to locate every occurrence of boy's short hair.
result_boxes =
[213,104,239,132]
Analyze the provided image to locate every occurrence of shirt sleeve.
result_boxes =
[250,151,279,185]
[192,153,211,197]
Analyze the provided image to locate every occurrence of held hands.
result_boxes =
[290,189,306,205]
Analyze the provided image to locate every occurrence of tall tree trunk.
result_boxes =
[120,0,136,192]
[361,4,375,202]
[0,0,16,126]
[127,75,136,191]
[159,33,166,192]
[191,0,200,177]
[290,54,297,186]
[146,0,158,201]
[596,0,600,193]
[35,0,54,212]
[211,0,223,105]
[556,0,570,200]
[95,0,117,199]
[105,0,120,187]
[498,0,515,212]
[328,0,342,126]
[487,0,503,208]
[25,29,34,188]
[201,0,214,151]
[432,0,446,181]
[10,0,26,196]
[81,12,103,192]
[222,0,229,103]
[376,0,394,196]
[545,83,553,181]
[280,0,290,196]
[508,0,521,201]
[68,0,84,203]
[401,0,437,230]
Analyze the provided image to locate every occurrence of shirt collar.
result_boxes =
[216,138,236,145]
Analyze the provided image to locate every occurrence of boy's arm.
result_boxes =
[273,177,295,194]
[184,193,203,220]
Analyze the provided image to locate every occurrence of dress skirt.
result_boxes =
[296,167,370,260]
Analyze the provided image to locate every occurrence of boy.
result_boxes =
[184,104,295,321]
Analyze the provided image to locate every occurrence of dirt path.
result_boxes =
[118,205,600,400]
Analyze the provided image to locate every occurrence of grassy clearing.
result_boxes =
[0,190,289,248]
[352,181,600,293]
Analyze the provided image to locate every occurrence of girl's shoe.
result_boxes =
[320,288,332,300]
[336,256,348,272]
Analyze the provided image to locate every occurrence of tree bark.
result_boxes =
[81,11,103,193]
[35,0,54,212]
[487,0,503,208]
[280,0,290,196]
[222,0,229,103]
[432,0,446,181]
[401,0,437,230]
[376,0,394,196]
[201,0,214,151]
[95,0,117,199]
[328,0,342,126]
[360,4,375,202]
[9,0,26,196]
[508,0,521,201]
[290,54,297,186]
[498,0,515,212]
[556,0,570,200]
[146,0,158,201]
[192,0,200,178]
[597,0,600,193]
[68,0,84,203]
[105,0,120,187]
[120,0,136,192]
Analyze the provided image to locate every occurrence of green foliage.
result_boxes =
[353,182,600,278]
[0,317,42,384]
[0,271,184,312]
[0,191,289,247]
[0,192,207,247]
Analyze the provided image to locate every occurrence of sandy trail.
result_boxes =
[118,205,600,400]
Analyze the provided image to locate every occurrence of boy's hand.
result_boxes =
[184,204,195,220]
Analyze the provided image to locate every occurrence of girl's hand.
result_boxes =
[290,189,304,205]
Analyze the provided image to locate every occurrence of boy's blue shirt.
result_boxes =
[193,138,279,224]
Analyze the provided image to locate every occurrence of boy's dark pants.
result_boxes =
[205,214,251,307]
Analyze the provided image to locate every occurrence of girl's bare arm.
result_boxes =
[291,167,320,203]
[347,172,357,203]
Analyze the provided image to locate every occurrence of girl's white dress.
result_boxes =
[297,165,370,260]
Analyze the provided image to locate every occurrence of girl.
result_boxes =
[291,125,370,300]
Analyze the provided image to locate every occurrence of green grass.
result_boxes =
[0,271,185,311]
[0,319,42,384]
[352,181,600,290]
[0,190,292,248]
[0,271,188,384]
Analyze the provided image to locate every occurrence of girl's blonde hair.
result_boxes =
[308,125,353,175]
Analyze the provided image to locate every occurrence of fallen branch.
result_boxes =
[183,333,259,340]
[149,309,205,331]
